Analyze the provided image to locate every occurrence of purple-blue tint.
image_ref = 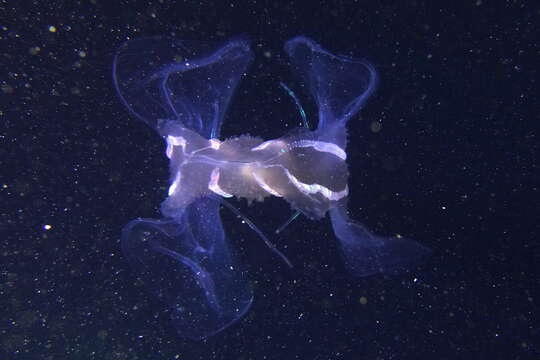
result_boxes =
[284,36,379,147]
[113,37,252,138]
[284,37,431,276]
[121,198,253,340]
[114,36,430,340]
[114,37,254,340]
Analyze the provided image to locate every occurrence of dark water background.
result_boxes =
[1,1,538,359]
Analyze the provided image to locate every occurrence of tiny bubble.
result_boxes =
[29,46,41,55]
[359,296,368,305]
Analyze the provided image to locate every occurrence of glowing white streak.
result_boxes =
[166,135,187,159]
[209,138,221,150]
[252,172,282,197]
[168,172,181,196]
[251,140,284,151]
[208,168,233,198]
[292,140,346,160]
[284,169,348,201]
[253,139,346,160]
